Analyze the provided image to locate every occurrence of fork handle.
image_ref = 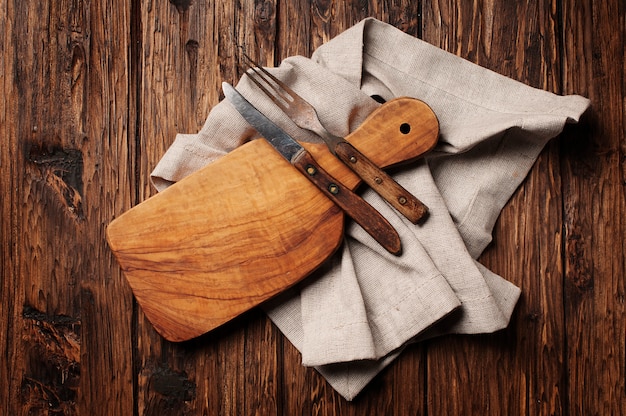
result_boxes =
[334,141,428,224]
[292,150,402,255]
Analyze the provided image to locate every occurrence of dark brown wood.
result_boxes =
[1,1,135,415]
[2,0,624,414]
[561,0,626,414]
[335,141,428,223]
[294,148,402,255]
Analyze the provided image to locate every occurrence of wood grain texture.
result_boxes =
[561,0,626,414]
[334,141,429,223]
[1,0,135,414]
[108,139,346,341]
[2,0,624,414]
[106,98,438,341]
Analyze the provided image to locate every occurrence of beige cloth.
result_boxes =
[151,18,590,400]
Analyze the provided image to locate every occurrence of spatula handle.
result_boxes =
[292,149,402,255]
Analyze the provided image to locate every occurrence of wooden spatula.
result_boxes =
[106,97,439,342]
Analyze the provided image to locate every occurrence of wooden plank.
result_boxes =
[136,0,229,414]
[0,0,135,414]
[277,0,311,59]
[423,0,567,414]
[243,311,282,415]
[0,0,20,413]
[561,0,626,414]
[77,2,136,413]
[248,2,345,407]
[236,8,284,413]
[134,1,283,414]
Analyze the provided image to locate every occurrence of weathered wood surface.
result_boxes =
[1,0,623,414]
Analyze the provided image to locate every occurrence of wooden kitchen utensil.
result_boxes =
[106,97,439,342]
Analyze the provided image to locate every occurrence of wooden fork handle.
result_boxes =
[292,149,402,255]
[334,141,428,223]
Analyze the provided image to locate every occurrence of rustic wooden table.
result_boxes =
[1,1,624,414]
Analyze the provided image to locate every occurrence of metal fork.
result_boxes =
[240,52,428,224]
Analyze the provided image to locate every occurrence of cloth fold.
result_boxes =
[151,18,590,400]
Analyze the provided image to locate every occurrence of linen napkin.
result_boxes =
[151,18,590,400]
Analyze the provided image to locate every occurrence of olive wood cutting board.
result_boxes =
[106,97,439,341]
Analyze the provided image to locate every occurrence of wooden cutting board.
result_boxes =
[106,97,439,341]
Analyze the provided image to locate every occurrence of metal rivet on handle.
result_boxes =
[398,196,408,205]
[328,184,339,194]
[306,165,317,175]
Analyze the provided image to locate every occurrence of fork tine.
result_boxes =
[244,66,289,111]
[239,51,298,109]
[241,52,297,97]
